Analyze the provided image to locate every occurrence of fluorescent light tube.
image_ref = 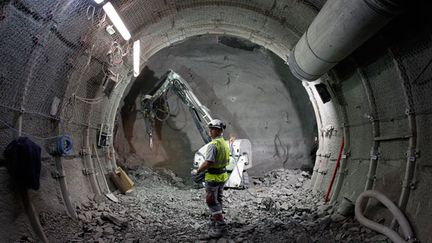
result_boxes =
[133,40,140,77]
[103,2,131,41]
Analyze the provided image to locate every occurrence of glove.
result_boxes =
[191,169,198,176]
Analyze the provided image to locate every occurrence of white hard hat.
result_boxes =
[208,119,226,130]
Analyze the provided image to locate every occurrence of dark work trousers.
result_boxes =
[205,181,225,222]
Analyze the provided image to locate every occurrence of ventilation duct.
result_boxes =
[288,0,404,81]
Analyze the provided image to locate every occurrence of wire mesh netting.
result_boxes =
[0,0,130,158]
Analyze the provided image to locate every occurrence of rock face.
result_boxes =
[35,167,390,242]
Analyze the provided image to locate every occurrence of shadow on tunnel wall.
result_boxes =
[116,67,198,180]
[270,53,317,171]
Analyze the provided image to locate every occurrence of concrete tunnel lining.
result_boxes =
[1,0,432,241]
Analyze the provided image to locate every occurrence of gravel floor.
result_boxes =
[36,167,390,242]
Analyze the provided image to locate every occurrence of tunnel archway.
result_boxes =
[115,34,318,179]
[1,0,432,241]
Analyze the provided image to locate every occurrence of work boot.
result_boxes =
[207,220,215,228]
[215,220,227,231]
[200,221,222,239]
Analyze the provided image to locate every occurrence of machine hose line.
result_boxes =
[355,190,417,243]
[55,135,73,156]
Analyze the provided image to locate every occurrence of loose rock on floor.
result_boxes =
[36,167,390,242]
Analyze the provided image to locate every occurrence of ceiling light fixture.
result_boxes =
[133,40,140,77]
[93,0,104,4]
[102,2,131,41]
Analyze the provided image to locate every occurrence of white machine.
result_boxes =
[141,70,252,188]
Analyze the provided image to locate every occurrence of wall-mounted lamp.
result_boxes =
[102,2,131,41]
[133,40,140,77]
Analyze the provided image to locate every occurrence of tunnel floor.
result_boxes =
[34,167,390,242]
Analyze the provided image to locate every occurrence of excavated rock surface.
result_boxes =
[38,167,390,242]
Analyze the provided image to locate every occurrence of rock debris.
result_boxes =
[33,167,390,242]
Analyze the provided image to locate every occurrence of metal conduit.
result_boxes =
[330,107,350,203]
[389,48,418,226]
[326,70,351,203]
[83,126,102,197]
[304,82,324,189]
[82,85,104,197]
[357,65,381,195]
[54,156,77,219]
[288,0,404,81]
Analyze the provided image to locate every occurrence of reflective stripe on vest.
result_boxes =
[205,137,229,182]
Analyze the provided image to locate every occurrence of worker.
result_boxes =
[191,119,230,238]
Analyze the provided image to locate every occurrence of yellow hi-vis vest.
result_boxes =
[205,137,230,183]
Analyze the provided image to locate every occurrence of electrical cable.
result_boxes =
[0,117,59,140]
[166,97,188,131]
[96,8,106,27]
[55,135,73,156]
[86,5,95,24]
[74,94,104,104]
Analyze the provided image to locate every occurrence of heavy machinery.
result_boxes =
[140,70,252,188]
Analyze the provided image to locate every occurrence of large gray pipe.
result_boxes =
[288,0,403,81]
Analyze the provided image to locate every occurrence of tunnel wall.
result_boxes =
[0,0,133,240]
[314,9,432,240]
[0,1,320,240]
[1,0,432,242]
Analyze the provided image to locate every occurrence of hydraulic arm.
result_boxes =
[140,70,252,188]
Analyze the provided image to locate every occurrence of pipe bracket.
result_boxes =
[370,150,380,160]
[405,108,415,115]
[409,181,417,190]
[342,151,351,159]
[406,151,420,162]
[51,171,65,179]
[80,148,91,156]
[82,168,95,175]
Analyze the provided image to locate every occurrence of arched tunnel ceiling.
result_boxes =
[1,0,432,241]
[111,0,320,63]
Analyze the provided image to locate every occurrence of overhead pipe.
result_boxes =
[355,190,416,243]
[288,0,404,81]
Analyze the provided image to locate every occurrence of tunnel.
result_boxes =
[0,0,431,242]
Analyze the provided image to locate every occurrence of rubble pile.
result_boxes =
[41,167,390,242]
